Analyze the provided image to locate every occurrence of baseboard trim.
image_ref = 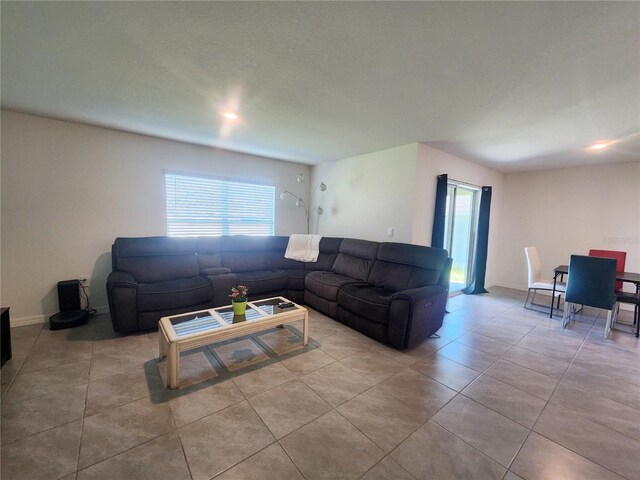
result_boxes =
[11,306,109,327]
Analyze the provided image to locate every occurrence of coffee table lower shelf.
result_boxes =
[158,298,308,388]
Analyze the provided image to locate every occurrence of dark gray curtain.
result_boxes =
[431,174,448,249]
[463,186,492,295]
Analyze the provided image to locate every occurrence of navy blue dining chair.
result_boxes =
[563,255,618,338]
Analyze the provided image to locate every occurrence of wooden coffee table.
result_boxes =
[158,297,308,388]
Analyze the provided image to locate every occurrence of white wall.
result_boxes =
[495,161,640,292]
[412,144,504,287]
[311,143,418,242]
[1,110,311,323]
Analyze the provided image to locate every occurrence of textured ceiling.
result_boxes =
[1,1,639,172]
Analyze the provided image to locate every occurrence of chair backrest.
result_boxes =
[588,249,626,291]
[565,255,617,310]
[524,247,543,287]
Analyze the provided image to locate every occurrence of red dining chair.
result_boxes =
[588,250,626,292]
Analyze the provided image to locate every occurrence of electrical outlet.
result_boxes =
[79,275,90,287]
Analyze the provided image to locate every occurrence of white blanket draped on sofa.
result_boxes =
[284,234,323,262]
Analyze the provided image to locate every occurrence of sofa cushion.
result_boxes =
[266,236,305,270]
[368,243,449,292]
[337,283,395,325]
[137,276,212,311]
[332,239,380,281]
[221,235,268,272]
[236,269,288,295]
[114,237,199,284]
[304,237,344,271]
[305,271,359,302]
[284,269,308,291]
[197,236,223,270]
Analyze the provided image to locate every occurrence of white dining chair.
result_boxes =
[524,246,566,311]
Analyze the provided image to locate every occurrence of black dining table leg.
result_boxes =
[550,273,558,318]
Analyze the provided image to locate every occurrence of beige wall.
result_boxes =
[1,110,310,323]
[412,144,505,287]
[495,161,640,293]
[311,143,418,242]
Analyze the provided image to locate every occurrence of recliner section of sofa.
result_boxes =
[107,234,451,349]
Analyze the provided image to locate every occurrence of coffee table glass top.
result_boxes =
[167,297,301,338]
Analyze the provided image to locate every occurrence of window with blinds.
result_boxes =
[165,172,275,236]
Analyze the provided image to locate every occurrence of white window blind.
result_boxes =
[165,172,275,236]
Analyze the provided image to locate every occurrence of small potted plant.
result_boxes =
[229,285,249,315]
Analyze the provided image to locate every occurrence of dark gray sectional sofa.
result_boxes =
[107,235,451,349]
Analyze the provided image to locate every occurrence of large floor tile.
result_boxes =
[337,388,429,452]
[178,401,275,480]
[534,403,640,480]
[550,381,640,440]
[214,442,304,480]
[9,323,44,339]
[20,340,92,373]
[374,368,456,418]
[511,432,624,480]
[249,380,331,438]
[79,396,174,469]
[502,346,569,379]
[410,354,480,391]
[0,420,82,480]
[432,395,528,467]
[472,323,528,345]
[339,351,405,383]
[169,378,245,427]
[77,432,190,480]
[317,332,368,360]
[437,342,498,372]
[1,383,87,444]
[232,362,295,397]
[281,348,335,376]
[435,322,469,341]
[300,361,373,407]
[516,335,580,362]
[4,359,90,403]
[561,364,640,409]
[391,420,506,479]
[157,347,225,388]
[85,364,165,416]
[212,338,271,372]
[89,349,154,382]
[456,332,511,356]
[361,456,415,480]
[483,359,559,400]
[462,375,546,428]
[258,328,305,355]
[280,410,384,480]
[90,332,151,356]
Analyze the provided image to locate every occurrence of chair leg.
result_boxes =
[563,302,570,328]
[556,293,562,310]
[604,309,613,339]
[524,288,532,308]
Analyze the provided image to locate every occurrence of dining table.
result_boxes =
[550,265,640,319]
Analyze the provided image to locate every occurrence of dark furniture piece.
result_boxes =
[107,235,452,349]
[553,264,640,336]
[1,307,11,367]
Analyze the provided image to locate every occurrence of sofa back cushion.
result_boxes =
[305,237,344,271]
[266,236,305,270]
[113,237,199,284]
[332,239,380,281]
[196,236,223,270]
[220,235,268,272]
[368,242,448,292]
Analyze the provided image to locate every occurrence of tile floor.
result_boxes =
[1,288,638,479]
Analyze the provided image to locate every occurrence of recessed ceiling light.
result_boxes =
[222,111,239,121]
[590,142,608,150]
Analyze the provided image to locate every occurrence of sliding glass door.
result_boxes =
[443,182,480,293]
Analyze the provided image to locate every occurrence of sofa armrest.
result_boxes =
[107,271,138,288]
[438,257,453,293]
[388,285,447,349]
[106,271,138,333]
[200,267,232,276]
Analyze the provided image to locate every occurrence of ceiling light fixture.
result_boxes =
[222,111,239,121]
[589,142,609,150]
